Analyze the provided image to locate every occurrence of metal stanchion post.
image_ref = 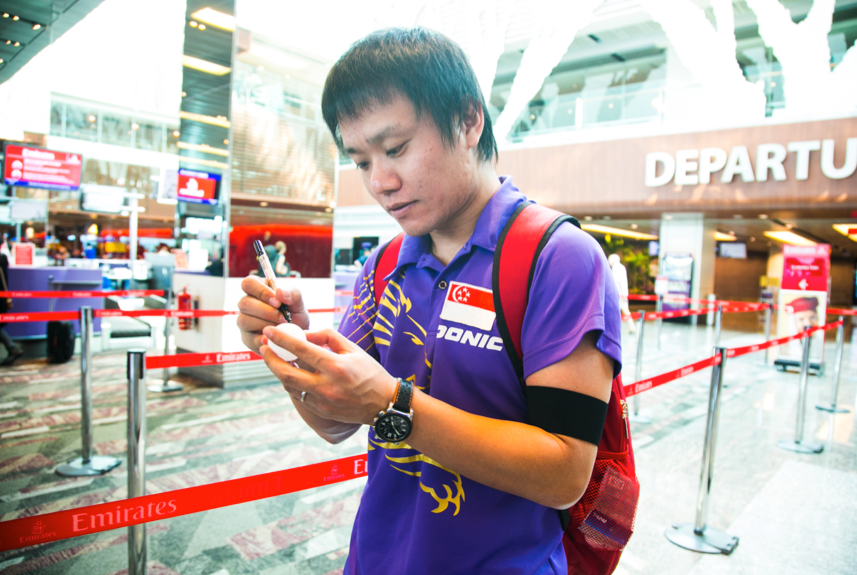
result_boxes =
[763,305,772,365]
[713,306,723,349]
[656,295,663,351]
[777,332,824,453]
[57,307,121,477]
[817,317,850,414]
[665,347,739,554]
[148,289,182,393]
[630,314,651,424]
[127,349,147,575]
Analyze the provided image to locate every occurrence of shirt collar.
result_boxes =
[384,176,526,280]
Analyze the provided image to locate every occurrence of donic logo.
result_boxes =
[437,324,503,351]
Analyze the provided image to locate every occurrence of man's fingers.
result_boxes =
[241,276,283,310]
[263,326,331,371]
[275,287,311,330]
[237,294,283,325]
[260,345,318,391]
[305,329,359,354]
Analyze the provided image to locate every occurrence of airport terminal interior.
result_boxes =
[0,0,855,574]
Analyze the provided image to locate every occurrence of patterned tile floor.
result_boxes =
[0,318,854,574]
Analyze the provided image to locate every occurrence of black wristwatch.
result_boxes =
[373,378,414,444]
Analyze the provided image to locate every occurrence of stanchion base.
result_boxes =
[776,439,824,454]
[56,456,121,477]
[665,523,739,555]
[147,381,184,393]
[629,414,652,424]
[815,404,850,414]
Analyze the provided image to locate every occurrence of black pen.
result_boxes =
[253,240,291,323]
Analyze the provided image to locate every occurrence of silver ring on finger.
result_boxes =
[300,391,307,402]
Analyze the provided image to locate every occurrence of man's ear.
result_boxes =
[461,100,484,150]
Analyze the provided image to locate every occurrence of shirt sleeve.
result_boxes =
[520,222,623,380]
[337,255,381,361]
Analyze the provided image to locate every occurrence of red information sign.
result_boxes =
[12,243,34,266]
[781,245,830,292]
[3,144,82,191]
[177,169,219,205]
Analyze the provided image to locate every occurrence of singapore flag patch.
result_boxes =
[440,281,496,331]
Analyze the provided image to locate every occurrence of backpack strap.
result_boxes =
[493,202,579,389]
[373,233,405,307]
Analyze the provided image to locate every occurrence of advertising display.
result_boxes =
[660,253,693,311]
[13,243,34,266]
[177,169,220,205]
[776,244,830,364]
[3,144,82,192]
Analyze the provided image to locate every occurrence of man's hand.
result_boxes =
[260,326,398,426]
[237,276,310,353]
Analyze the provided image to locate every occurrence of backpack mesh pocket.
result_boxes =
[572,459,639,551]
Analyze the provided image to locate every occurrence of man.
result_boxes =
[608,253,636,334]
[237,28,622,574]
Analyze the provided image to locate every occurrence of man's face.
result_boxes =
[340,94,481,238]
[793,309,818,331]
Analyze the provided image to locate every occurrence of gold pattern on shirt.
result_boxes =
[368,438,466,516]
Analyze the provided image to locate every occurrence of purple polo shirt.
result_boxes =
[339,176,622,575]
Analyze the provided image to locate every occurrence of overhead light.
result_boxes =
[172,130,180,137]
[1,14,7,18]
[198,24,206,30]
[630,223,638,229]
[132,123,139,130]
[181,91,186,97]
[0,59,4,64]
[177,141,229,156]
[88,115,96,122]
[223,139,229,145]
[182,55,231,75]
[191,8,236,31]
[12,15,19,21]
[13,42,20,47]
[832,224,857,243]
[179,110,231,128]
[32,23,41,30]
[189,20,198,27]
[715,232,736,241]
[764,231,816,246]
[758,214,768,219]
[581,224,658,241]
[260,202,268,207]
[584,216,593,221]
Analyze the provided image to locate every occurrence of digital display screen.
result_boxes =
[3,144,83,191]
[177,169,220,205]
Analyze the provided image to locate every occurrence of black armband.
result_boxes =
[526,386,608,446]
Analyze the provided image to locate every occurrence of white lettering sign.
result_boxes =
[645,137,856,186]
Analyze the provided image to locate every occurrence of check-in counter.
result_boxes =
[5,267,104,339]
[172,272,334,388]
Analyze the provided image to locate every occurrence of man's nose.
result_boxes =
[371,163,401,194]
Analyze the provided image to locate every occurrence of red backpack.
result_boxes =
[373,202,639,575]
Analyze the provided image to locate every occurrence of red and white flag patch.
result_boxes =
[439,281,496,331]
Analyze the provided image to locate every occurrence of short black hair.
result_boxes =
[322,27,498,164]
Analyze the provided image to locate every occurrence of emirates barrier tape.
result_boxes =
[0,311,79,323]
[0,290,165,299]
[624,355,721,397]
[0,454,368,553]
[146,350,262,370]
[827,308,857,317]
[726,321,841,358]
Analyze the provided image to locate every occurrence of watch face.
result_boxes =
[375,413,412,443]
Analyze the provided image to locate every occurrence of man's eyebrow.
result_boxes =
[344,125,405,155]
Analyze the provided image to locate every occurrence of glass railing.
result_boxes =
[49,100,179,154]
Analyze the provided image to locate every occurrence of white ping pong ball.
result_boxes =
[267,323,307,362]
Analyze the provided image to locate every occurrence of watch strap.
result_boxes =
[392,378,413,413]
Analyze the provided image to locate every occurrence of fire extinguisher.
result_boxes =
[177,286,192,330]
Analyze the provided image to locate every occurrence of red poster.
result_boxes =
[781,245,830,292]
[13,243,34,266]
[3,144,82,191]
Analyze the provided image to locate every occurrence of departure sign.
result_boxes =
[177,169,220,205]
[3,144,83,191]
